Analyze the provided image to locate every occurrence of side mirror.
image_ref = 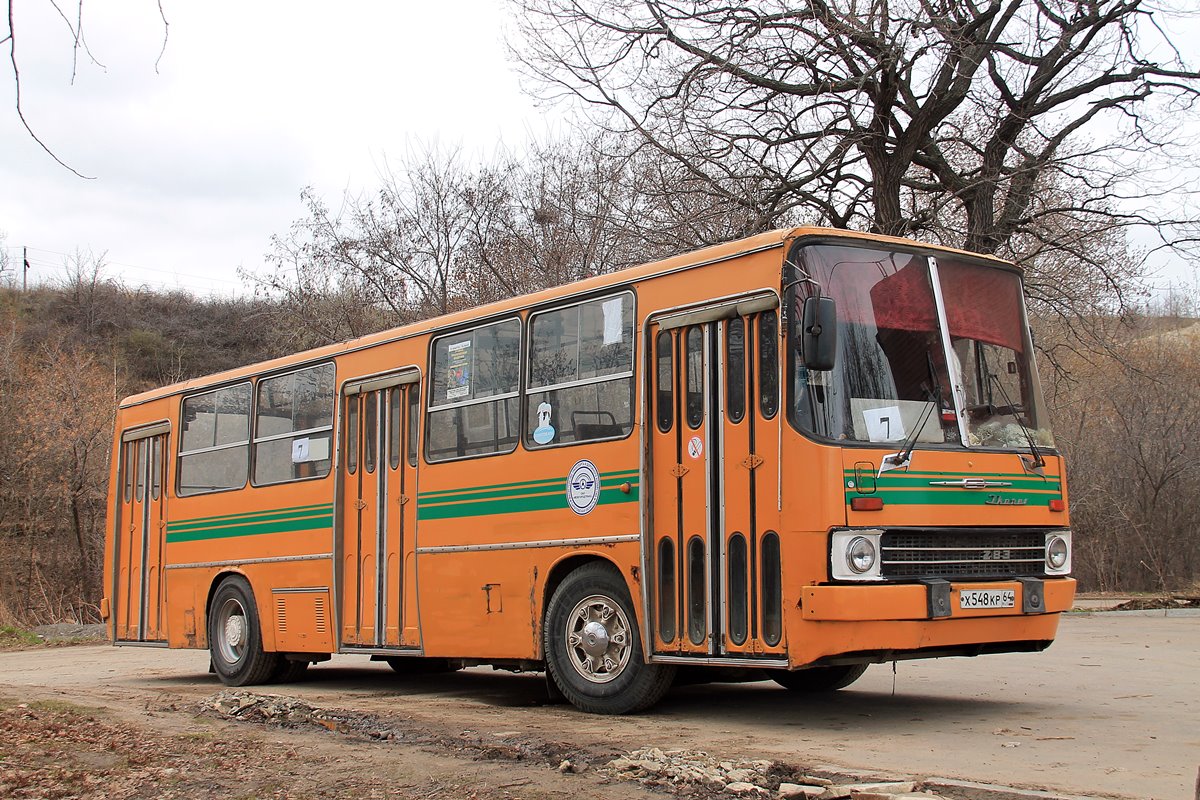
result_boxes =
[801,296,837,370]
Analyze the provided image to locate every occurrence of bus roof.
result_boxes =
[118,226,1014,409]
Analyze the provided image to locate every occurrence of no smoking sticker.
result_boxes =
[687,435,704,459]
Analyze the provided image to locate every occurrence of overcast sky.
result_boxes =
[1,0,548,295]
[2,1,1196,298]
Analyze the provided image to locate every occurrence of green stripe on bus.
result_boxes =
[851,476,1060,491]
[167,509,333,536]
[842,468,1056,480]
[416,469,639,501]
[166,513,334,543]
[166,503,333,530]
[844,490,1058,507]
[420,475,640,508]
[418,486,639,521]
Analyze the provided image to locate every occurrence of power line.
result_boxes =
[2,244,253,295]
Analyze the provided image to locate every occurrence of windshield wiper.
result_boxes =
[987,373,1045,471]
[881,351,941,473]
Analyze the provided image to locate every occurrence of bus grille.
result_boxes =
[880,529,1046,580]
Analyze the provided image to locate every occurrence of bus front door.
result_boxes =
[340,372,422,650]
[114,428,168,643]
[649,303,783,659]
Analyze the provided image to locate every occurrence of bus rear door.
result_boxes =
[113,424,169,643]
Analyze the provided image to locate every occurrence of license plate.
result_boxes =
[959,589,1015,610]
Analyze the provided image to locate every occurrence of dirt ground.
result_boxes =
[1,613,1198,800]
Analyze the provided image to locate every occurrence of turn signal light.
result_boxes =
[851,497,884,511]
[1049,499,1066,512]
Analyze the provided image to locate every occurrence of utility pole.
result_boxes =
[23,246,29,292]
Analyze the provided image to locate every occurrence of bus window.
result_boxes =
[656,330,673,433]
[388,388,401,470]
[427,318,521,461]
[728,533,748,645]
[252,364,335,485]
[687,535,706,644]
[346,397,359,475]
[135,439,147,501]
[685,326,704,428]
[526,292,634,447]
[406,384,419,467]
[657,538,676,642]
[178,383,251,496]
[122,442,135,503]
[150,437,162,500]
[726,318,746,423]
[758,311,779,419]
[762,531,782,646]
[364,391,378,474]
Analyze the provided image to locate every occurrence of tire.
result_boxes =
[208,575,280,687]
[271,658,310,683]
[384,657,458,675]
[771,664,868,692]
[543,562,675,714]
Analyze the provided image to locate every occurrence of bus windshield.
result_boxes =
[788,242,1054,450]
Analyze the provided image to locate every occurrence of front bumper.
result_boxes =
[801,577,1076,621]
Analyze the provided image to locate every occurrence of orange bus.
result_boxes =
[102,227,1074,714]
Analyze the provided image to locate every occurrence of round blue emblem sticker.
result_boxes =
[566,459,600,516]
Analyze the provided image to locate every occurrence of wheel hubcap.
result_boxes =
[224,614,246,649]
[215,597,247,666]
[565,594,632,684]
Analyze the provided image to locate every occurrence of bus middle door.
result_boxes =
[340,371,421,650]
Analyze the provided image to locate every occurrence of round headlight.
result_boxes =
[847,536,877,574]
[1047,535,1069,569]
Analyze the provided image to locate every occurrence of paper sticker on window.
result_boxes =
[446,340,472,400]
[602,297,624,346]
[290,437,330,463]
[863,406,906,442]
[533,401,556,445]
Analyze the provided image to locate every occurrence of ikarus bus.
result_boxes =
[103,227,1074,714]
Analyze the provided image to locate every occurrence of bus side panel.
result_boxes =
[164,476,337,654]
[415,440,641,660]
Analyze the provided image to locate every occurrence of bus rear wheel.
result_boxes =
[771,664,868,692]
[543,563,674,714]
[208,576,279,686]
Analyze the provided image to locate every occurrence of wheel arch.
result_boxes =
[204,569,277,652]
[538,552,630,660]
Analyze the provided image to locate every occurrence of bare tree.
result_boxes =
[1050,317,1200,591]
[4,0,168,177]
[511,0,1200,283]
[255,139,734,348]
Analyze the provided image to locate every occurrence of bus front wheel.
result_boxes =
[771,664,868,692]
[208,576,279,686]
[543,563,674,714]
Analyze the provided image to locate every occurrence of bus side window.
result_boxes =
[726,317,746,423]
[346,397,359,475]
[685,326,704,428]
[150,437,162,501]
[388,388,401,471]
[526,292,634,447]
[406,384,419,468]
[364,391,377,474]
[178,383,251,496]
[656,330,673,433]
[758,311,779,419]
[252,363,335,486]
[123,441,135,503]
[426,319,521,462]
